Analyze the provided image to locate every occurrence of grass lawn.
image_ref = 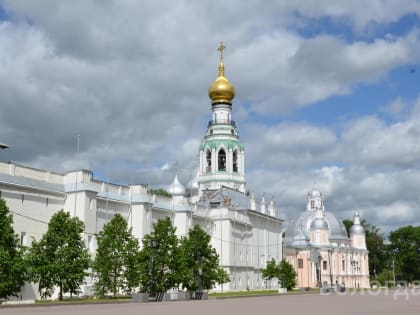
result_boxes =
[209,288,319,298]
[34,296,132,304]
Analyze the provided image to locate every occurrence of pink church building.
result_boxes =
[284,189,370,288]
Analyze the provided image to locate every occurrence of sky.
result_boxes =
[1,0,420,236]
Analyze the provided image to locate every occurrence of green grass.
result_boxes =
[209,288,320,298]
[209,290,279,297]
[34,296,132,304]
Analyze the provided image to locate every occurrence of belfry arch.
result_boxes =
[233,149,238,173]
[206,149,212,173]
[218,148,226,171]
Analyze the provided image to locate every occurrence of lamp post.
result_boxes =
[392,248,398,287]
[318,254,322,288]
[197,251,202,294]
[0,143,10,150]
[198,267,203,293]
[328,249,333,286]
[151,239,157,298]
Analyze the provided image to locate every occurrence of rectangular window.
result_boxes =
[20,232,27,246]
[342,260,345,271]
[323,261,328,270]
[298,258,303,269]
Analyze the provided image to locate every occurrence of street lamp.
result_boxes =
[392,248,399,287]
[318,254,322,288]
[198,267,203,292]
[0,143,10,150]
[197,251,202,292]
[150,239,157,298]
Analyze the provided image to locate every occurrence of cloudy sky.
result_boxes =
[1,0,420,235]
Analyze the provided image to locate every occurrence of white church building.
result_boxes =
[0,44,283,299]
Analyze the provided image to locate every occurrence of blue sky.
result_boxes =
[0,0,420,234]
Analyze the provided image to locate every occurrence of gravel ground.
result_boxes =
[1,289,419,315]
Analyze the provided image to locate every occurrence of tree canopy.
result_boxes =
[389,225,420,282]
[29,210,90,300]
[179,224,228,291]
[0,198,27,299]
[261,258,296,290]
[93,214,140,297]
[139,217,180,295]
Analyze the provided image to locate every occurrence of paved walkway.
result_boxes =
[2,290,419,315]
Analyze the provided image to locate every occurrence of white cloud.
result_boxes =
[0,1,420,233]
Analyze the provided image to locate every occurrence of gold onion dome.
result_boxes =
[208,42,235,103]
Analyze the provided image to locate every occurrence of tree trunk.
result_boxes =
[113,273,116,298]
[59,282,63,301]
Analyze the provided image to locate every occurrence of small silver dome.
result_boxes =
[292,229,310,247]
[187,169,199,192]
[350,224,365,235]
[308,188,322,198]
[310,217,329,230]
[167,174,185,196]
[350,211,365,235]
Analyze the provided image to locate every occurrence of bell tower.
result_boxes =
[198,42,246,193]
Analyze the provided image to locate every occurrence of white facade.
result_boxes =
[0,160,282,298]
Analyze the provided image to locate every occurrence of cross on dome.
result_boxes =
[217,42,226,60]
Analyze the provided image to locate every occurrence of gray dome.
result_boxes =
[291,228,310,247]
[310,217,328,230]
[309,188,322,198]
[167,175,185,196]
[350,224,365,235]
[284,210,349,246]
[350,211,365,235]
[187,169,199,192]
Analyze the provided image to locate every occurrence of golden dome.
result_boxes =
[208,43,235,103]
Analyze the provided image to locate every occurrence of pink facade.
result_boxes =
[284,189,370,288]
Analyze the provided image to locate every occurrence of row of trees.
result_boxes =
[0,198,228,300]
[261,258,297,290]
[343,220,420,284]
[94,215,229,297]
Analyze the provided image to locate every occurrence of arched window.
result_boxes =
[206,149,211,173]
[233,150,238,172]
[218,148,226,171]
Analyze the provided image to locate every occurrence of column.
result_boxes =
[227,147,232,173]
[199,150,204,175]
[211,147,216,174]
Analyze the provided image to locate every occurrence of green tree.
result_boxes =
[179,225,227,291]
[0,198,27,299]
[149,189,172,198]
[29,210,89,300]
[261,259,296,290]
[364,222,387,277]
[278,260,297,290]
[376,268,393,286]
[261,258,280,288]
[389,225,420,282]
[93,214,140,297]
[343,219,353,237]
[139,218,180,295]
[343,219,387,277]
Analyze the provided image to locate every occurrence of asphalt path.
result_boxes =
[2,289,419,315]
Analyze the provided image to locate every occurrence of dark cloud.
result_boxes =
[0,1,420,234]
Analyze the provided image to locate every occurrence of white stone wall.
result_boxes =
[0,161,283,297]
